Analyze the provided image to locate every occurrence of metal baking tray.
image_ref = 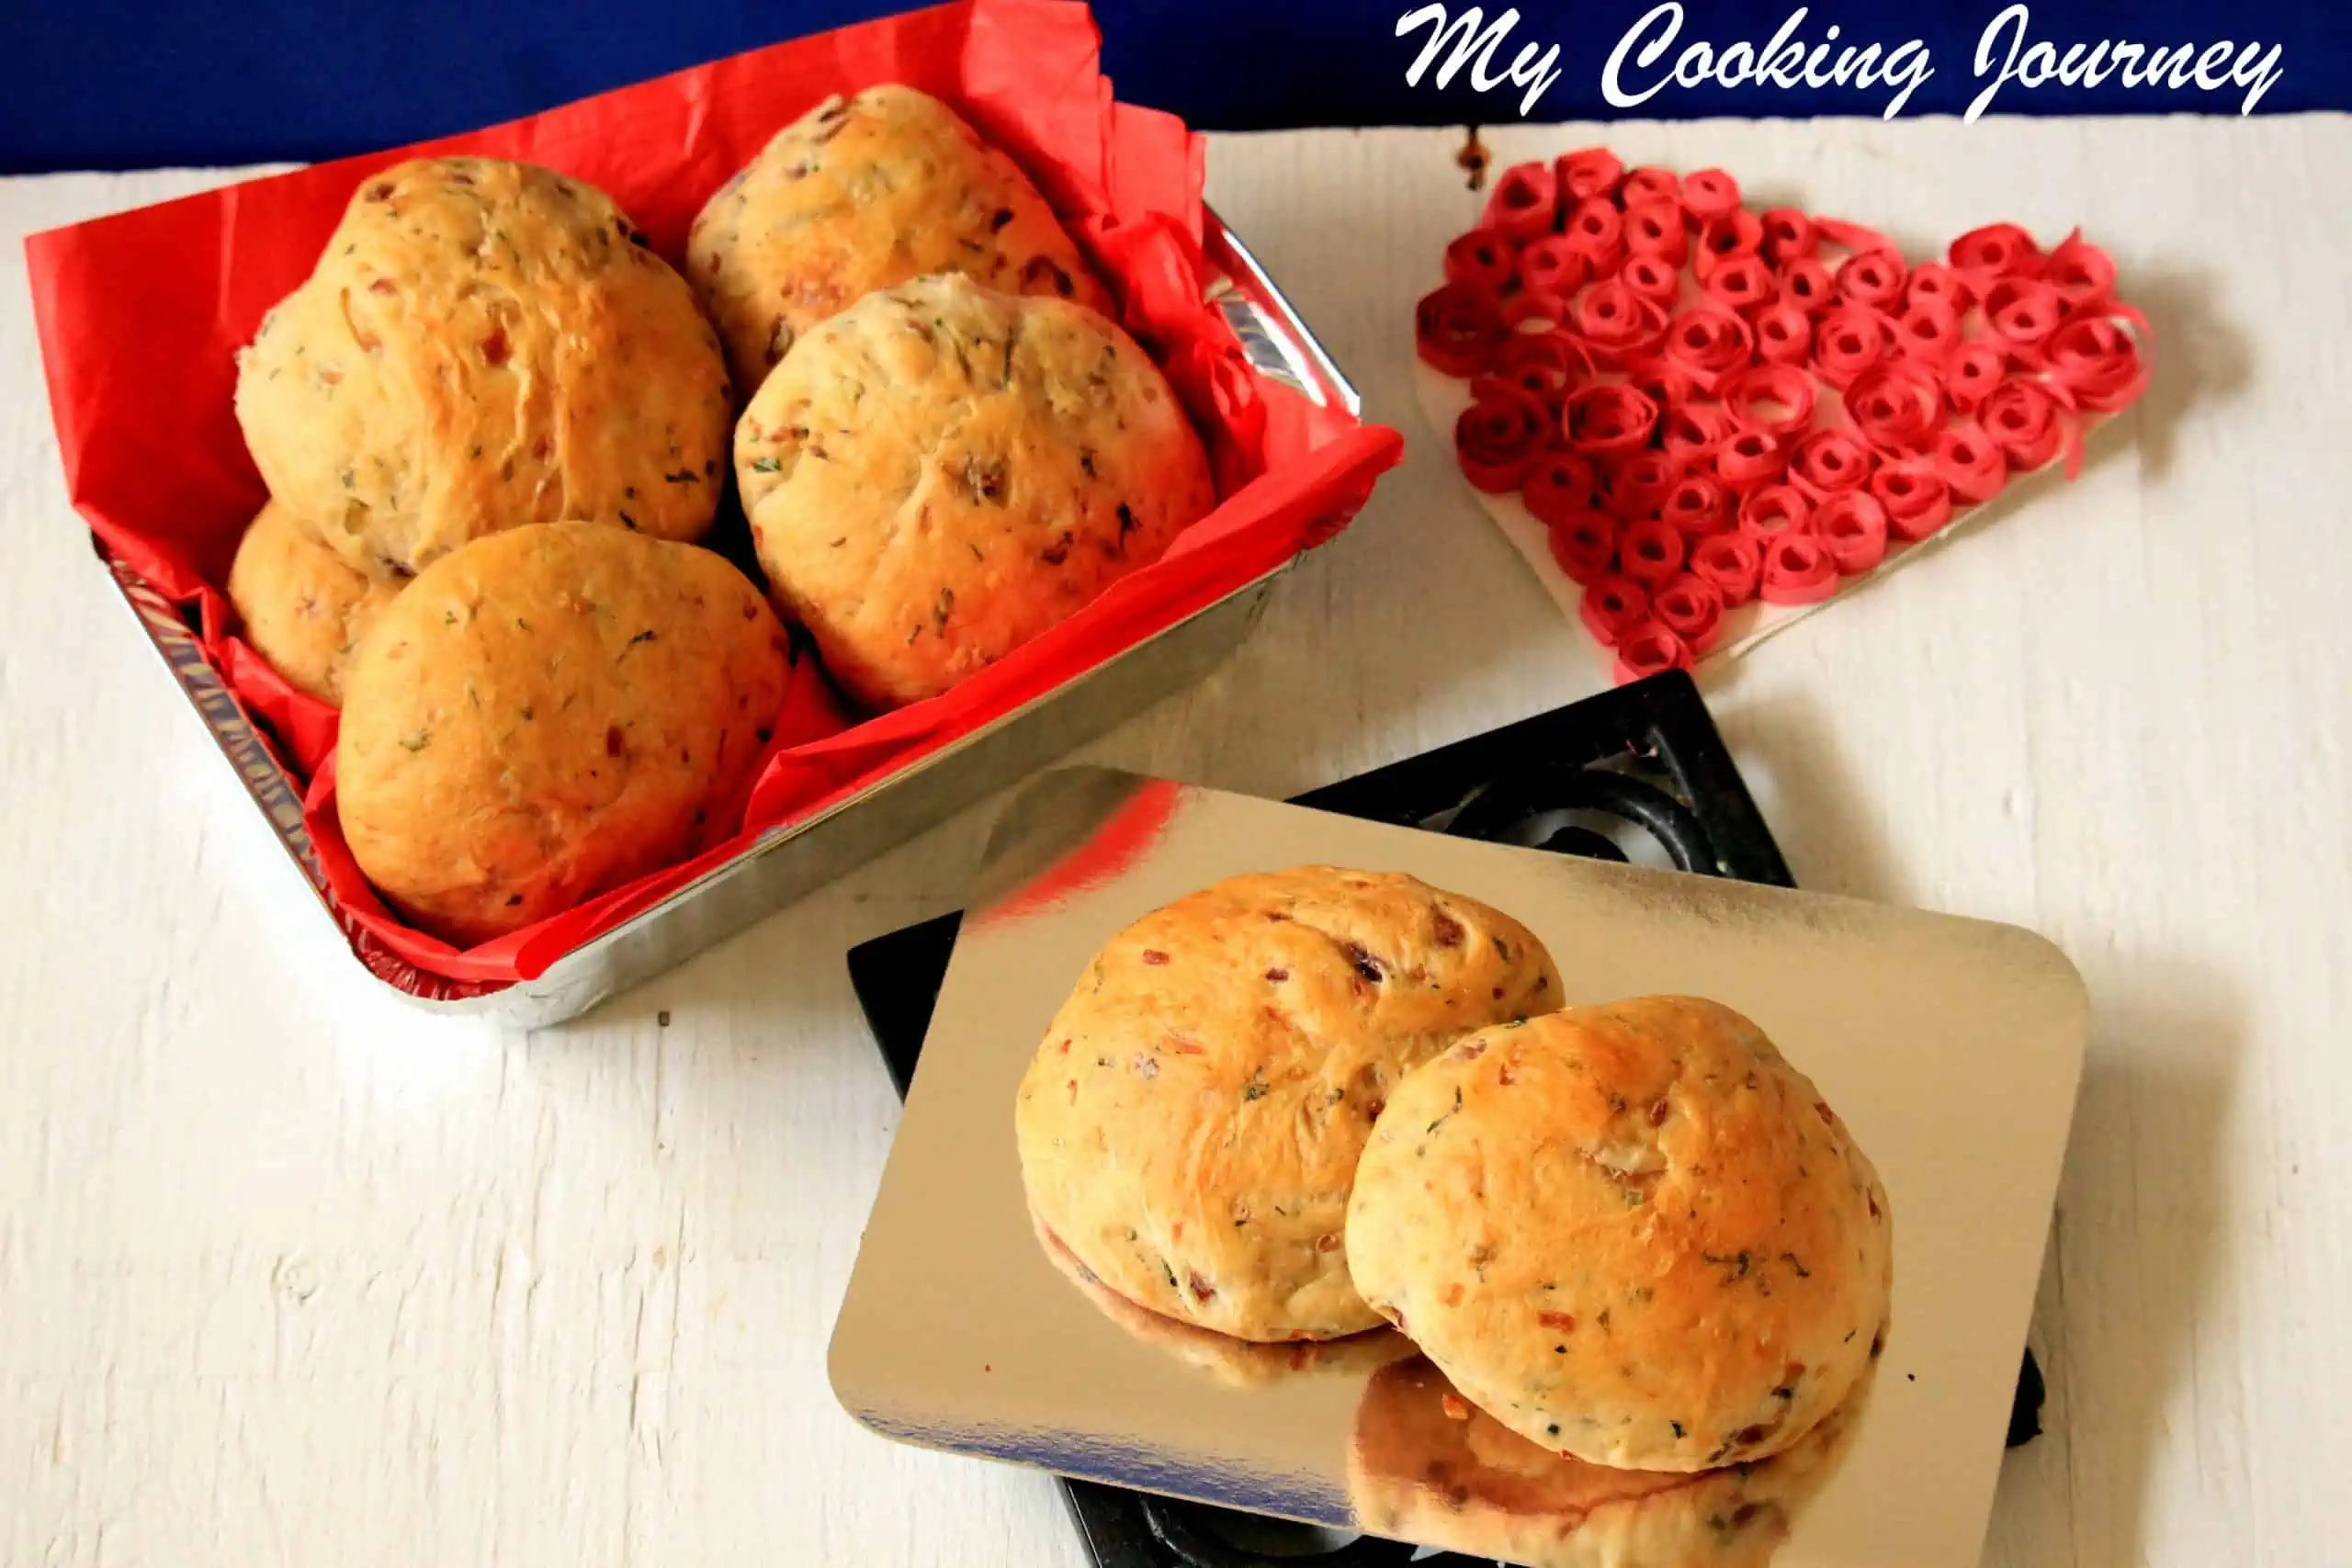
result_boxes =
[92,210,1358,1028]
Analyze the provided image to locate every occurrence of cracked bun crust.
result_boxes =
[1345,998,1893,1471]
[736,272,1212,711]
[686,85,1112,397]
[335,521,789,946]
[227,500,406,705]
[235,156,732,577]
[1013,866,1562,1343]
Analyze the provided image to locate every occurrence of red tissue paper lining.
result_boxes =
[26,0,1402,988]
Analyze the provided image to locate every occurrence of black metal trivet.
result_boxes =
[845,670,2043,1568]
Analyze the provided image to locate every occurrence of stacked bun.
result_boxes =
[1015,870,1893,1491]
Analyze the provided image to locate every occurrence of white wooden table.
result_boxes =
[3,117,2346,1567]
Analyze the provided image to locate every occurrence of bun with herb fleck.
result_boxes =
[1345,998,1893,1472]
[335,521,788,946]
[686,84,1112,397]
[1013,866,1561,1344]
[227,500,406,705]
[737,272,1211,712]
[235,156,733,578]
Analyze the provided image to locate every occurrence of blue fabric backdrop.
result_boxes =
[4,0,2346,173]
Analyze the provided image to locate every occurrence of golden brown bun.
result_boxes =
[1028,1205,1419,1390]
[1346,998,1893,1472]
[226,500,405,705]
[235,156,733,576]
[335,521,788,944]
[737,272,1212,711]
[686,85,1112,396]
[1347,1356,1870,1567]
[1014,866,1562,1343]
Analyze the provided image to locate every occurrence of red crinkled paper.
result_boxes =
[32,0,1406,987]
[1424,147,2154,684]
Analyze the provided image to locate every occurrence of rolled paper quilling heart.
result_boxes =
[1604,450,1683,517]
[1444,227,1518,292]
[2042,316,2148,412]
[1690,530,1765,605]
[1871,461,1954,543]
[1415,280,1509,377]
[1454,389,1550,493]
[1834,244,1908,310]
[1555,146,1625,203]
[1948,220,2042,290]
[1612,618,1691,682]
[1714,426,1789,491]
[1814,491,1892,576]
[1760,533,1840,606]
[1788,429,1878,502]
[1623,199,1689,265]
[1618,517,1688,586]
[1563,384,1661,455]
[1935,423,2009,504]
[1679,166,1743,223]
[1662,475,1735,538]
[1546,510,1618,584]
[1660,403,1735,471]
[1981,378,2070,472]
[1521,449,1601,527]
[1738,483,1812,539]
[1579,573,1650,645]
[1562,197,1627,275]
[1651,572,1726,651]
[1483,160,1561,242]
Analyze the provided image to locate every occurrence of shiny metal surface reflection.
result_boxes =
[831,768,2088,1566]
